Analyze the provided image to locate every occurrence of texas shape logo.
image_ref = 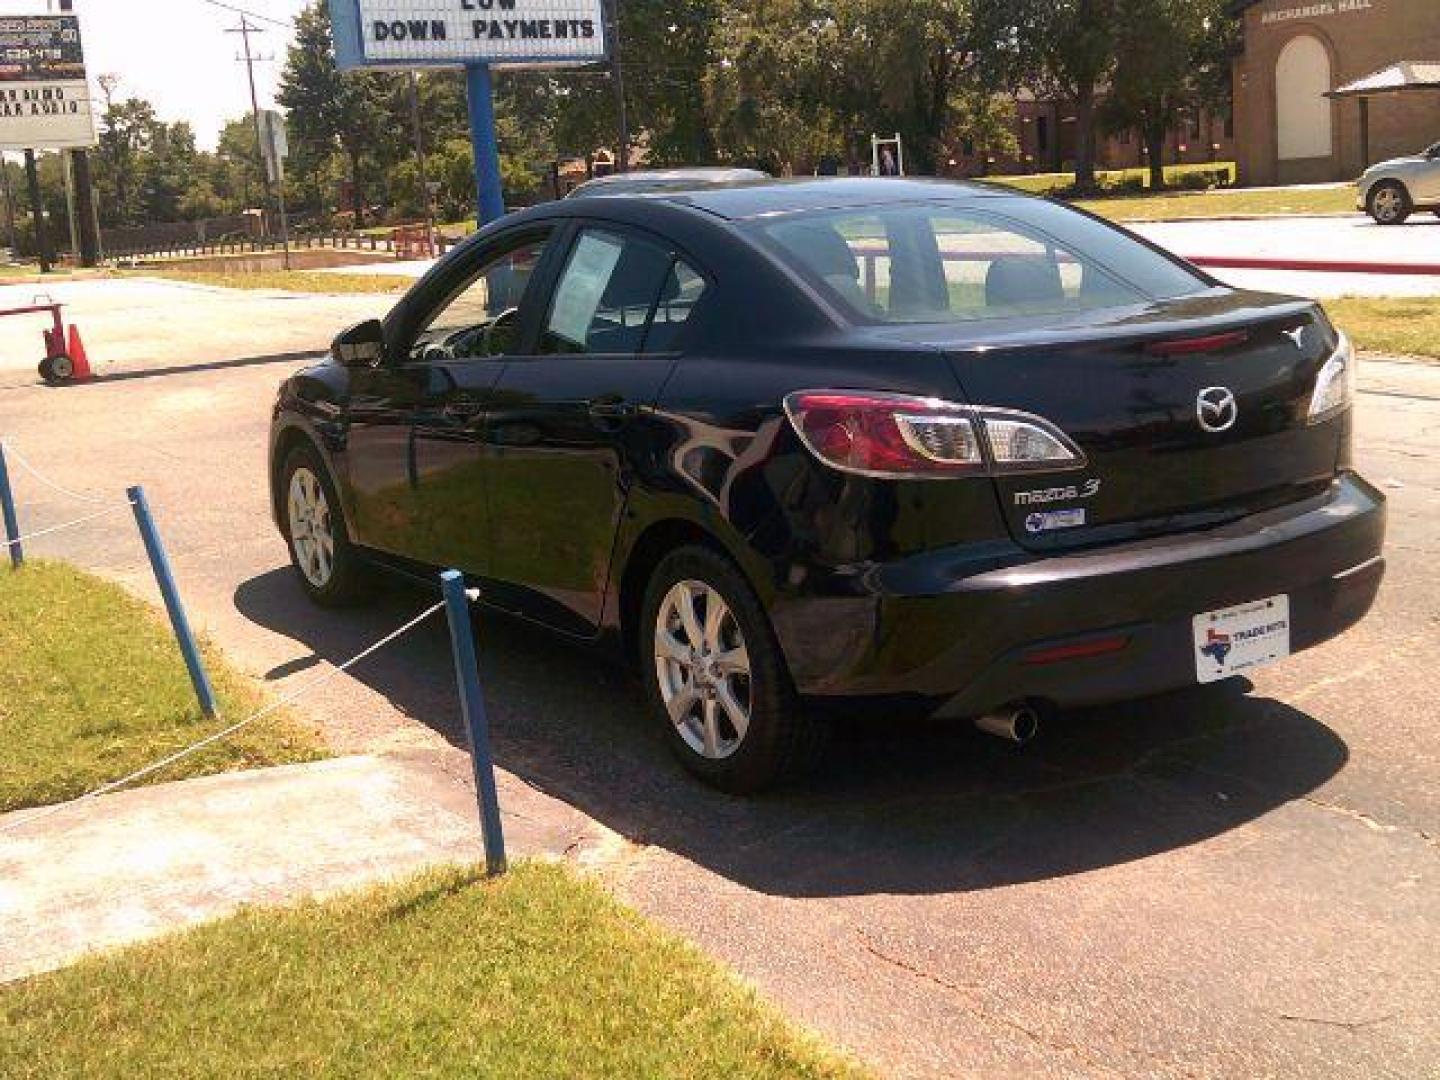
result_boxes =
[1199,627,1232,665]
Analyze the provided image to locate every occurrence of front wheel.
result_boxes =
[1366,181,1411,225]
[280,443,368,606]
[640,546,825,793]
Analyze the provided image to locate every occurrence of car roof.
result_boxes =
[640,176,1018,221]
[582,167,767,185]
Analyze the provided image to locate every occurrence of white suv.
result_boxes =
[1357,140,1440,224]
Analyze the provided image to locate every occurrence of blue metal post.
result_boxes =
[440,569,507,875]
[128,486,218,719]
[464,63,507,227]
[0,442,21,569]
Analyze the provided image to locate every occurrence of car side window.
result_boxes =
[540,228,673,355]
[643,259,708,353]
[412,235,549,361]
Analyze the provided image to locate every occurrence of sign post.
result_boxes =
[260,110,293,269]
[330,0,609,229]
[464,64,505,226]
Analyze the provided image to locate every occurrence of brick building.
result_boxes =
[1231,0,1440,184]
[945,91,1236,179]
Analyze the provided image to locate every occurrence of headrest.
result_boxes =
[985,256,1064,310]
[769,221,860,282]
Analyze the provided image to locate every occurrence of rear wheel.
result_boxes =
[280,443,368,606]
[1367,181,1411,225]
[640,546,824,792]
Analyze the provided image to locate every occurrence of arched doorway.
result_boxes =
[1275,35,1333,178]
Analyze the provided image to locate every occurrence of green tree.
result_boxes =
[277,2,391,221]
[1014,0,1122,190]
[93,97,160,226]
[1102,0,1237,187]
[704,0,1015,176]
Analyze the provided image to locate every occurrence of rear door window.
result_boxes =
[541,227,673,355]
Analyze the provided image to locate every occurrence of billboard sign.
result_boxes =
[0,14,96,150]
[330,0,609,70]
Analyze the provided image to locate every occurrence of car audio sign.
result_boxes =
[331,0,608,69]
[0,15,95,150]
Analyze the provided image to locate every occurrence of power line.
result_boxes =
[200,0,293,30]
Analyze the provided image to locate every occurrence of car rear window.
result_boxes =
[754,200,1208,324]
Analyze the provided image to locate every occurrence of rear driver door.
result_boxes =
[481,224,707,636]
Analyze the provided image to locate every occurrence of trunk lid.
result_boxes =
[938,291,1344,551]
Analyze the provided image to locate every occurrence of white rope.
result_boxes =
[1,439,111,504]
[0,600,449,837]
[2,501,134,548]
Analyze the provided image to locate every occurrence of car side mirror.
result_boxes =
[332,319,386,367]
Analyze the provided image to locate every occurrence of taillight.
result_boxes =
[783,390,1085,479]
[1307,332,1354,425]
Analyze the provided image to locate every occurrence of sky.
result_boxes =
[0,0,311,149]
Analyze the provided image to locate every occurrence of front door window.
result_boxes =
[413,237,550,361]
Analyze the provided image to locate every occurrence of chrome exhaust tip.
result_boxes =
[975,704,1040,745]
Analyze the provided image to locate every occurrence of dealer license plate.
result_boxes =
[1192,595,1291,683]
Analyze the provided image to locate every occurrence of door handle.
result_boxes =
[443,395,484,420]
[588,396,638,422]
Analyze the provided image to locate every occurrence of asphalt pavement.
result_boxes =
[0,287,1436,1077]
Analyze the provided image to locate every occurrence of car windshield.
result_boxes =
[752,200,1209,324]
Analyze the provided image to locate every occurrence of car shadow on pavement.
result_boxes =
[235,567,1349,899]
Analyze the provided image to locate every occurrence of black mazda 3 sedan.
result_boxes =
[270,178,1385,792]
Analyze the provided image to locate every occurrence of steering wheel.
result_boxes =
[482,307,521,357]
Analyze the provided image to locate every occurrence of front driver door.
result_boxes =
[482,224,708,637]
[401,228,557,575]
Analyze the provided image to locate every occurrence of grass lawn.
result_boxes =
[1325,296,1440,361]
[991,160,1236,195]
[133,269,418,294]
[1073,185,1354,221]
[0,561,325,813]
[0,862,867,1079]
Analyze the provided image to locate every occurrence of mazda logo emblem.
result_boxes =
[1196,386,1238,433]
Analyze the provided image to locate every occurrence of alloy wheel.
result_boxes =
[1372,187,1402,223]
[654,579,752,760]
[287,466,335,589]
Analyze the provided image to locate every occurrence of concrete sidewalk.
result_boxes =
[0,750,609,983]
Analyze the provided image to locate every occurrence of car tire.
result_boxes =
[279,442,369,607]
[639,545,825,793]
[1366,180,1411,225]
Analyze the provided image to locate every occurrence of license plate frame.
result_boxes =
[1192,595,1291,684]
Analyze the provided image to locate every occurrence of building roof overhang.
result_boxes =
[1326,61,1440,98]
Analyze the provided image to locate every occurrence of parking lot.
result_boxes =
[2,273,1437,1076]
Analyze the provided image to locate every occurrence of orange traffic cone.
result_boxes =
[65,325,92,382]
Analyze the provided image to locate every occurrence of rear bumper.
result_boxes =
[772,473,1386,714]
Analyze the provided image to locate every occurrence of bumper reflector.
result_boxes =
[1020,634,1130,666]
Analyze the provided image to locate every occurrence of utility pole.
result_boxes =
[24,150,52,273]
[57,0,99,265]
[606,0,629,173]
[227,15,274,240]
[0,154,17,255]
[407,71,436,254]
